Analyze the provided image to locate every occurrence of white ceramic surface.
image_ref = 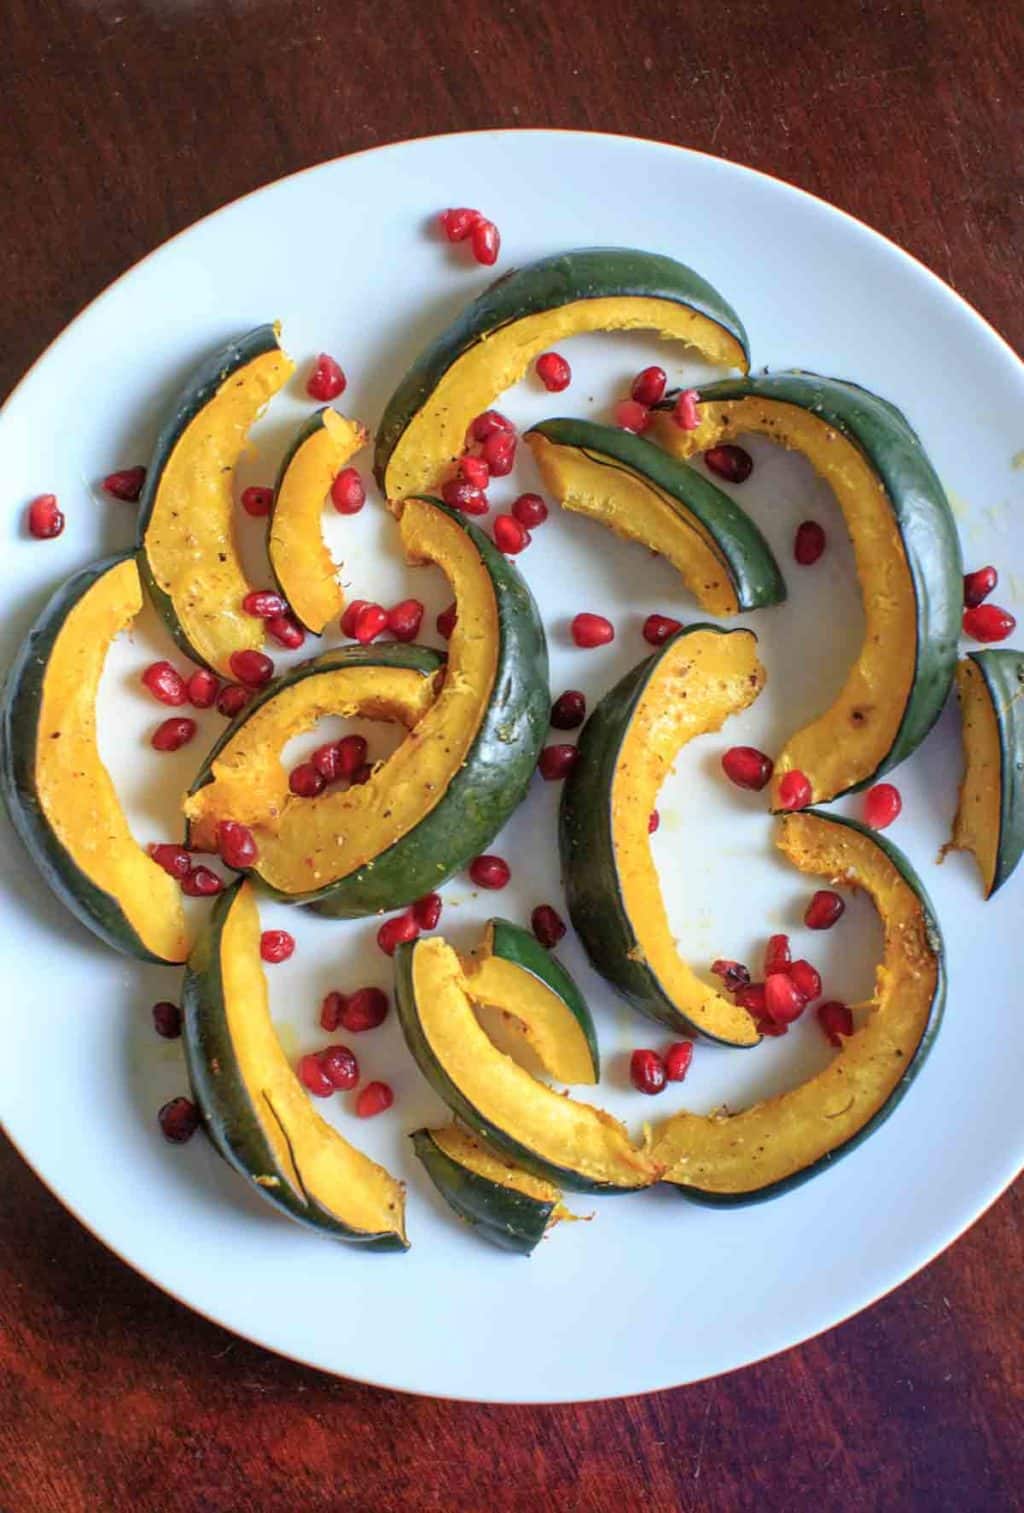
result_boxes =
[2,130,1022,1404]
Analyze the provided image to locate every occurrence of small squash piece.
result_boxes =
[950,650,1024,897]
[412,1124,565,1255]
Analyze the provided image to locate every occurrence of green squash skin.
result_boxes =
[136,323,283,670]
[966,649,1024,895]
[267,406,331,635]
[0,554,173,963]
[672,810,946,1206]
[485,917,600,1080]
[393,941,645,1196]
[559,624,760,1045]
[526,418,786,612]
[307,500,550,918]
[183,882,408,1250]
[659,371,963,792]
[374,247,749,490]
[411,1129,556,1255]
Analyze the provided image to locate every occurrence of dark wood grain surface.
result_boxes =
[2,1,1022,1508]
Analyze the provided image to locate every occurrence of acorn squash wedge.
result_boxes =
[525,418,784,615]
[412,1124,566,1255]
[137,324,295,673]
[376,247,749,499]
[183,880,408,1249]
[269,407,367,635]
[0,555,187,964]
[394,935,660,1194]
[949,649,1024,897]
[653,810,945,1203]
[650,371,962,805]
[560,624,764,1047]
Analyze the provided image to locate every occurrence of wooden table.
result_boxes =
[2,1,1022,1507]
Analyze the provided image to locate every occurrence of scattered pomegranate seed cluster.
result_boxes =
[301,980,397,1114]
[710,920,855,1048]
[438,207,500,266]
[340,597,426,644]
[629,1040,694,1095]
[961,563,1015,641]
[375,892,446,957]
[288,733,370,800]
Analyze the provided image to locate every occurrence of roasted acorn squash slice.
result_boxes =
[412,1124,566,1255]
[950,649,1024,897]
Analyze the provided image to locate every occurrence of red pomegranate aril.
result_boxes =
[353,604,388,645]
[538,743,578,781]
[187,669,219,709]
[764,971,805,1024]
[217,683,250,718]
[350,761,373,786]
[864,782,902,829]
[356,1081,394,1118]
[512,493,548,528]
[242,589,288,620]
[963,565,998,608]
[789,959,822,1004]
[664,1041,694,1083]
[550,689,585,729]
[330,467,366,514]
[261,929,295,964]
[377,912,420,956]
[386,598,425,642]
[794,520,826,566]
[217,819,258,870]
[319,1044,359,1091]
[493,514,530,554]
[439,206,482,242]
[458,453,490,489]
[437,602,458,640]
[777,770,812,810]
[818,1000,854,1047]
[334,734,368,779]
[469,854,510,889]
[181,865,223,898]
[721,745,774,791]
[764,933,791,975]
[531,903,567,948]
[412,893,443,930]
[340,986,390,1032]
[290,761,326,798]
[311,742,343,783]
[229,650,274,688]
[631,366,667,407]
[152,716,197,752]
[240,485,274,517]
[320,991,344,1032]
[103,466,146,501]
[27,494,64,539]
[735,982,767,1015]
[298,1053,334,1098]
[470,410,514,443]
[158,1097,199,1142]
[152,1001,182,1039]
[648,810,660,833]
[572,612,614,648]
[712,959,751,991]
[148,843,192,880]
[672,389,700,431]
[442,477,489,515]
[536,352,571,392]
[704,444,753,484]
[963,603,1016,643]
[471,218,500,266]
[630,1048,667,1095]
[306,353,346,401]
[614,399,651,433]
[806,889,845,930]
[643,613,683,647]
[142,660,188,706]
[340,599,369,638]
[757,1017,789,1038]
[266,614,305,650]
[481,429,517,477]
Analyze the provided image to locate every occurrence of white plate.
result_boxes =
[2,130,1022,1404]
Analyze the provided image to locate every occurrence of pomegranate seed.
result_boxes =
[437,602,458,639]
[353,604,388,644]
[711,959,751,991]
[439,207,482,242]
[27,494,64,539]
[216,683,250,718]
[260,930,295,964]
[794,521,826,566]
[764,934,791,975]
[350,761,373,786]
[642,614,683,647]
[512,493,548,527]
[290,762,326,798]
[805,890,845,930]
[266,614,305,650]
[320,991,344,1032]
[340,986,390,1032]
[242,590,288,619]
[817,1000,854,1048]
[481,429,516,476]
[320,1044,359,1090]
[758,1017,790,1038]
[864,782,902,829]
[664,1041,694,1082]
[412,893,443,930]
[704,445,753,484]
[306,353,346,401]
[331,467,366,514]
[630,1048,667,1095]
[240,486,274,517]
[442,478,489,515]
[536,352,571,392]
[614,399,651,433]
[493,514,530,554]
[298,1053,334,1098]
[142,661,188,706]
[631,366,667,406]
[158,1097,199,1142]
[470,411,514,443]
[356,1081,394,1118]
[152,716,197,752]
[458,454,490,489]
[777,770,812,810]
[721,746,773,791]
[103,466,146,501]
[765,972,805,1024]
[648,810,660,833]
[963,566,997,608]
[377,912,419,956]
[187,669,219,708]
[531,904,567,947]
[311,742,343,783]
[672,390,700,431]
[148,843,192,880]
[963,604,1016,643]
[337,734,368,778]
[572,613,614,648]
[181,865,223,898]
[469,854,510,889]
[471,219,500,266]
[538,743,578,780]
[229,650,274,689]
[152,1001,182,1038]
[217,820,258,870]
[789,959,822,1003]
[735,983,767,1015]
[341,599,369,637]
[551,689,585,729]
